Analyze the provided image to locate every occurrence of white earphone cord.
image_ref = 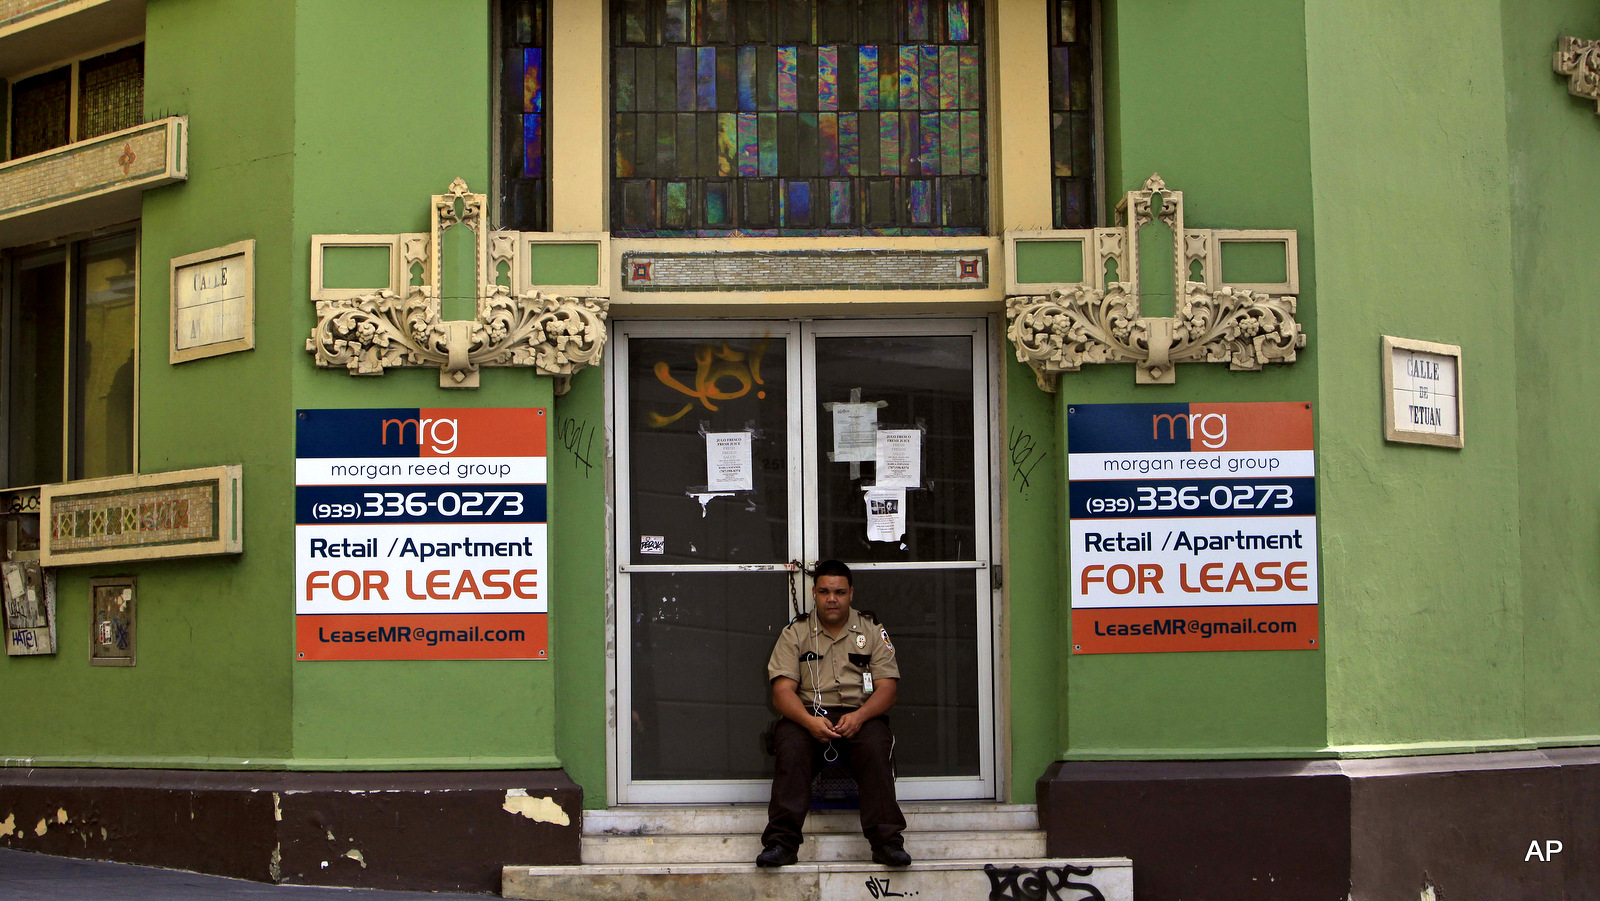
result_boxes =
[809,621,839,763]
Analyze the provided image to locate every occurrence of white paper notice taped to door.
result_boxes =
[864,487,907,542]
[705,431,754,491]
[874,429,922,489]
[831,403,879,462]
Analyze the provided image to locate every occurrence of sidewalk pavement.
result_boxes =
[0,849,492,900]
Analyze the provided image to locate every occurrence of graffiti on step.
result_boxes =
[863,875,914,897]
[984,863,1104,901]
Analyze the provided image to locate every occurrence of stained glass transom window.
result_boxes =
[500,0,550,231]
[1046,0,1095,228]
[611,0,987,237]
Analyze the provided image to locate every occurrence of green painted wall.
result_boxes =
[1056,0,1326,758]
[9,0,1600,797]
[1306,0,1524,750]
[549,367,609,805]
[0,0,299,764]
[285,0,562,766]
[1504,1,1600,742]
[1002,349,1059,801]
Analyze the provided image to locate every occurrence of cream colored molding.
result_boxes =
[517,231,611,298]
[306,179,609,393]
[1004,174,1306,388]
[1554,36,1600,114]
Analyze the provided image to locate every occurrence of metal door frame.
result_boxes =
[607,317,998,805]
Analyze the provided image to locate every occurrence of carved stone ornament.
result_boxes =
[1006,174,1307,388]
[305,179,609,392]
[1554,36,1600,114]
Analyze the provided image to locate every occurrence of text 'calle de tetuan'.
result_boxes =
[294,408,549,661]
[1067,402,1318,654]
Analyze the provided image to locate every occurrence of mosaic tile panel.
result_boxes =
[48,480,219,553]
[621,248,987,291]
[0,118,183,222]
[0,0,69,29]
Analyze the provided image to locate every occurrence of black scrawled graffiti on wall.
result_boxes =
[1008,426,1047,494]
[556,416,598,479]
[863,874,914,897]
[984,863,1104,901]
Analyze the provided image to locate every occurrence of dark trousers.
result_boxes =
[762,708,906,850]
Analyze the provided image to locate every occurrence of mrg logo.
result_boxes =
[1154,411,1228,449]
[382,416,458,454]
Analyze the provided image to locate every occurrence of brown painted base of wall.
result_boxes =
[0,768,581,893]
[1038,748,1600,900]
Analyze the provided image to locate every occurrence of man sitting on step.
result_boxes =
[756,560,911,868]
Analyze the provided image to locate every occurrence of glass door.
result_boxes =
[612,319,994,804]
[803,320,993,799]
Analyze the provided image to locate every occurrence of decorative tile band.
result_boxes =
[50,483,215,551]
[0,0,76,30]
[41,465,241,566]
[620,249,989,292]
[0,117,187,223]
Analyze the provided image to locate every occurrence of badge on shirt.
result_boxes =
[855,634,866,649]
[880,628,894,652]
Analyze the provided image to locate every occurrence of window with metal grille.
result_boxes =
[9,67,70,159]
[78,45,145,141]
[5,43,145,161]
[1046,0,1096,228]
[499,0,550,231]
[609,0,986,237]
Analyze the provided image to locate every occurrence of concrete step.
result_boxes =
[503,858,1134,901]
[582,802,1040,836]
[580,829,1045,865]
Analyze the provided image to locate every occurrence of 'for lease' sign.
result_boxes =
[1067,402,1318,654]
[295,408,549,661]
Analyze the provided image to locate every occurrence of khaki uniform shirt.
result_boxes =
[767,609,900,709]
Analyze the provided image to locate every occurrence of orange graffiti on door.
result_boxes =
[648,338,770,427]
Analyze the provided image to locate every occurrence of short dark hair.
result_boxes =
[813,559,853,586]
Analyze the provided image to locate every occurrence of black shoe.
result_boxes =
[756,842,798,867]
[871,844,912,867]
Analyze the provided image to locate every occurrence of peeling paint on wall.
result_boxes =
[273,792,282,822]
[345,848,366,868]
[502,789,570,825]
[55,808,67,824]
[269,844,281,882]
[0,813,14,837]
[34,819,48,837]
